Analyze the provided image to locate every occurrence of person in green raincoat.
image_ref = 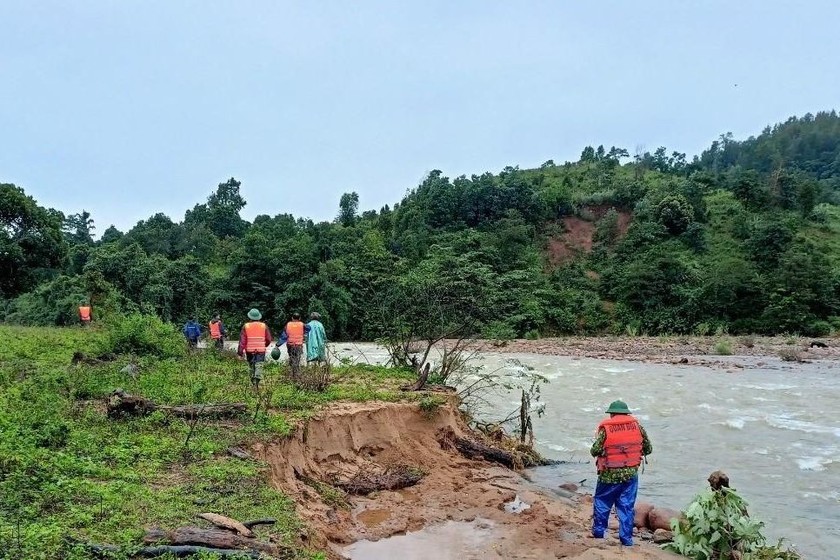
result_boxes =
[306,312,327,363]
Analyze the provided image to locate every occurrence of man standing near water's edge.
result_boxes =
[590,400,652,547]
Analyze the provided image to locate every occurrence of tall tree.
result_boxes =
[0,184,66,297]
[338,192,359,226]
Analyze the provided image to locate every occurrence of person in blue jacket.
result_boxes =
[182,317,201,351]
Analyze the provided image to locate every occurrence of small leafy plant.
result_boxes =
[665,487,800,559]
[713,339,733,355]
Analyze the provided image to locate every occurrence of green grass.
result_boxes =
[713,339,733,355]
[0,324,418,559]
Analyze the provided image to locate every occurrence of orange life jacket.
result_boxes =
[79,306,91,321]
[286,321,304,345]
[244,321,268,352]
[209,320,222,339]
[596,414,643,473]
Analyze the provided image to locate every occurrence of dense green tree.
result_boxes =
[100,225,124,244]
[4,112,840,337]
[337,192,360,227]
[0,184,66,298]
[63,210,95,245]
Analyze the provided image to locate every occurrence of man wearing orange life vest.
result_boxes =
[278,313,310,380]
[209,314,227,350]
[237,308,273,387]
[590,400,652,547]
[79,303,92,326]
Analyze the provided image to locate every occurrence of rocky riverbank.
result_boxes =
[474,335,839,369]
[253,399,681,559]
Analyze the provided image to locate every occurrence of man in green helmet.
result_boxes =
[237,308,272,388]
[589,400,652,547]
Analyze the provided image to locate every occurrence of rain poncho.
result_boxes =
[306,319,327,362]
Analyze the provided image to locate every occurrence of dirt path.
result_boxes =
[252,400,680,559]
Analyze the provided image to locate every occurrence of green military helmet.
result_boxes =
[247,308,262,321]
[605,400,631,414]
[270,346,282,360]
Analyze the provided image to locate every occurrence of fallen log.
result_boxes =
[144,527,284,556]
[333,465,424,495]
[106,389,246,419]
[197,513,253,537]
[86,543,260,558]
[242,518,277,530]
[446,432,516,468]
[227,446,253,460]
[438,426,552,469]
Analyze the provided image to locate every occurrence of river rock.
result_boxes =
[638,529,654,541]
[634,502,654,528]
[653,529,674,543]
[648,507,681,531]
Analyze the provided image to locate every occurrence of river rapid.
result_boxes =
[333,343,839,559]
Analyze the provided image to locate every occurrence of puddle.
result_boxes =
[342,519,495,559]
[356,508,391,527]
[504,494,531,514]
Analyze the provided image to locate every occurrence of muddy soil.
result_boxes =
[473,335,839,369]
[252,400,679,560]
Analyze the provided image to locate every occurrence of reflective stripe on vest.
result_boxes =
[244,322,267,352]
[596,415,643,472]
[286,321,304,345]
[209,321,221,339]
[79,306,91,320]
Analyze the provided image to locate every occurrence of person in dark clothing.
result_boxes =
[182,317,201,351]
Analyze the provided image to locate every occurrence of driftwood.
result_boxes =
[334,465,424,495]
[438,427,552,469]
[85,543,260,558]
[409,363,431,391]
[143,527,285,556]
[227,446,253,460]
[242,518,277,530]
[107,389,246,419]
[197,513,253,537]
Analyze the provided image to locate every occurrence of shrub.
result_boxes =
[100,314,184,358]
[694,322,711,336]
[666,488,800,559]
[524,329,541,340]
[418,395,446,415]
[482,321,517,341]
[738,336,756,349]
[805,320,832,337]
[713,340,733,355]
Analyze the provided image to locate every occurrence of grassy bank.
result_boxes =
[0,323,416,559]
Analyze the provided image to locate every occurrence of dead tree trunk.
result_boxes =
[86,543,261,558]
[438,427,552,469]
[143,527,283,556]
[409,362,431,391]
[107,389,246,419]
[333,465,424,495]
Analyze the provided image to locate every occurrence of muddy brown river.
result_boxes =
[332,343,839,559]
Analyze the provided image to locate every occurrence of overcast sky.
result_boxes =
[2,1,839,232]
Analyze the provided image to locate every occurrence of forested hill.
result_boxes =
[3,111,840,339]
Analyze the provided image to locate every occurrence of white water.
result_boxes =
[333,344,839,559]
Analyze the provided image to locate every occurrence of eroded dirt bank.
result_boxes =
[253,400,679,559]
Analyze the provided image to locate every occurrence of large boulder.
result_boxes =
[648,507,681,531]
[634,502,655,528]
